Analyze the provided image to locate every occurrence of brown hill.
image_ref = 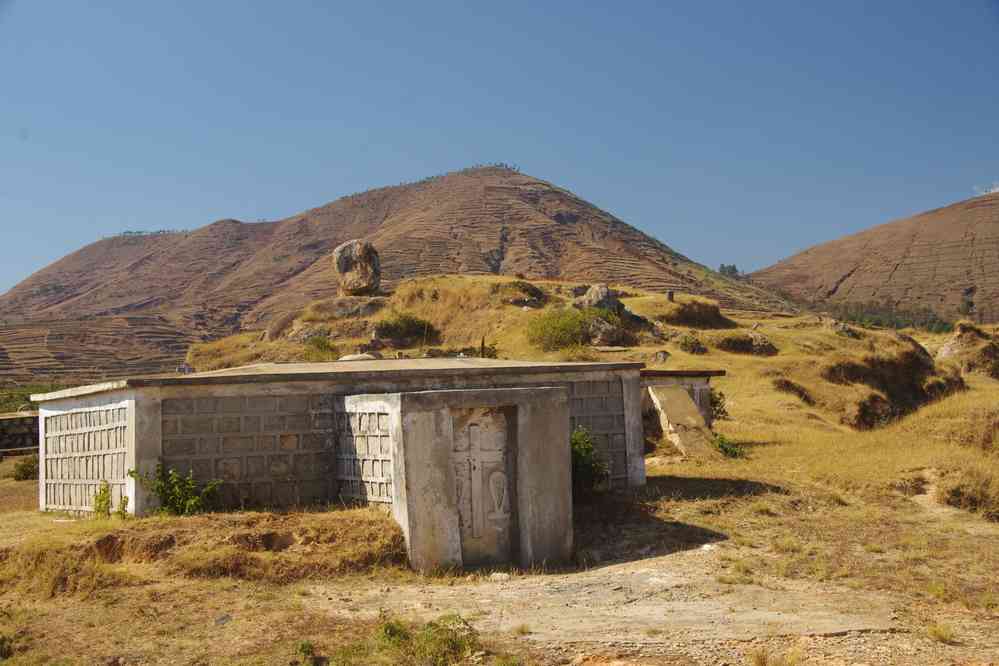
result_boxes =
[0,166,786,383]
[753,192,999,321]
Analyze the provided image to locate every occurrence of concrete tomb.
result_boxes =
[31,359,721,570]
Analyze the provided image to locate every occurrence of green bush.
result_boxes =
[714,434,745,459]
[303,334,338,361]
[374,312,440,344]
[677,333,707,355]
[93,481,112,519]
[570,426,609,499]
[129,464,221,516]
[526,307,620,351]
[12,454,39,481]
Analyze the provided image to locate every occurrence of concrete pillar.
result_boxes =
[622,370,647,487]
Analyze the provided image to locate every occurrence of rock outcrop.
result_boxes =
[332,239,381,295]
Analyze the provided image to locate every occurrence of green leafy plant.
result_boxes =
[12,454,39,481]
[93,481,113,519]
[115,495,130,520]
[129,464,221,516]
[570,426,609,499]
[714,434,745,459]
[303,334,338,361]
[295,640,316,661]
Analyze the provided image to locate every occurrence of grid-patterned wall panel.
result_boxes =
[44,407,128,512]
[568,379,628,487]
[336,410,394,503]
[161,395,334,509]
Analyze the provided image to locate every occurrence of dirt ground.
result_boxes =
[307,533,998,665]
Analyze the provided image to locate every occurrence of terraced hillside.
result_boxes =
[0,166,788,382]
[0,316,192,383]
[753,192,999,321]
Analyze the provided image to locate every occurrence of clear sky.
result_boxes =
[2,1,998,293]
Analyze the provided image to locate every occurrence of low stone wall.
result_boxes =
[0,412,38,455]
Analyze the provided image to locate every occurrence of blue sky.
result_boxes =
[1,1,997,293]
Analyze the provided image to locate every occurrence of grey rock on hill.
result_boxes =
[333,239,381,295]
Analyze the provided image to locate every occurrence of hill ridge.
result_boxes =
[753,191,999,321]
[0,166,787,382]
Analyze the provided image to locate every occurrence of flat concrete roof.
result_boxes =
[31,358,647,402]
[641,369,726,378]
[32,358,729,403]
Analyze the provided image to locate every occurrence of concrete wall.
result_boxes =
[0,412,38,455]
[161,394,335,509]
[642,376,714,427]
[392,387,572,572]
[36,366,647,515]
[38,393,133,514]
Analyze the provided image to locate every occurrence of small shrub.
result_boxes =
[93,481,112,519]
[129,464,222,516]
[926,622,957,645]
[526,308,618,351]
[374,312,440,344]
[715,434,745,459]
[570,426,609,499]
[331,613,482,665]
[295,640,316,659]
[657,300,736,329]
[303,335,338,361]
[935,466,999,521]
[715,332,778,356]
[0,634,13,660]
[677,333,707,355]
[709,389,730,421]
[12,454,39,481]
[115,495,130,520]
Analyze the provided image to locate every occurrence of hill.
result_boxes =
[0,166,787,383]
[753,191,999,321]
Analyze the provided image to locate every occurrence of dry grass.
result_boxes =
[0,507,409,598]
[748,645,805,666]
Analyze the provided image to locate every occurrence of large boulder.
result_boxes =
[573,283,622,313]
[332,239,381,295]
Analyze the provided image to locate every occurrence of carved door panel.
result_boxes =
[452,407,512,566]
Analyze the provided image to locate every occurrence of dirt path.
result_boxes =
[306,543,999,665]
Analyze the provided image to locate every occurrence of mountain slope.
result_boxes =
[753,192,999,321]
[0,166,786,382]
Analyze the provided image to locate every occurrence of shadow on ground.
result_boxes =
[573,491,727,566]
[640,475,787,501]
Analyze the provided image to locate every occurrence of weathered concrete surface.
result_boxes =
[35,360,653,502]
[37,391,134,514]
[646,386,721,459]
[394,387,572,572]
